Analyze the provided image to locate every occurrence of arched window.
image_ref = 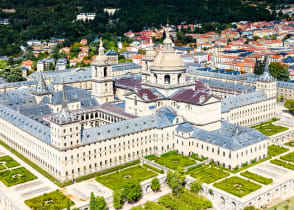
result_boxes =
[177,74,182,84]
[164,75,171,84]
[154,73,157,83]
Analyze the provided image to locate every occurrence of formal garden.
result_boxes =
[0,167,37,187]
[280,151,294,163]
[0,155,20,168]
[187,164,230,184]
[153,151,196,171]
[213,176,261,197]
[240,171,273,185]
[96,165,158,190]
[270,159,294,170]
[268,144,289,157]
[251,119,288,136]
[25,190,74,210]
[284,141,294,147]
[131,190,212,210]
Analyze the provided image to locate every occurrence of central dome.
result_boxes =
[151,52,185,71]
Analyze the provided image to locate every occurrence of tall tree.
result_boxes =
[151,178,160,192]
[269,62,289,81]
[90,192,96,210]
[122,179,142,202]
[113,190,124,209]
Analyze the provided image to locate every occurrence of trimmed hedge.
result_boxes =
[0,167,37,187]
[270,159,294,170]
[280,151,294,163]
[187,164,230,184]
[144,155,156,161]
[96,165,157,190]
[240,171,273,185]
[0,155,20,168]
[143,163,164,174]
[190,154,207,161]
[155,151,195,171]
[213,176,261,197]
[25,190,74,210]
[268,145,289,157]
[76,159,140,182]
[284,141,294,147]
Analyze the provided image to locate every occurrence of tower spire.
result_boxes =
[61,85,67,109]
[99,38,105,55]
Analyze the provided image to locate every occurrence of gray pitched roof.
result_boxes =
[176,121,267,150]
[82,107,176,144]
[221,91,268,113]
[0,103,51,144]
[32,73,51,95]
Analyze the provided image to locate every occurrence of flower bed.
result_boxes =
[281,151,294,163]
[213,176,261,197]
[154,151,195,171]
[96,165,157,190]
[268,145,289,157]
[187,165,230,184]
[240,171,273,185]
[0,167,37,186]
[25,190,74,210]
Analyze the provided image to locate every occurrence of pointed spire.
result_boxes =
[61,85,67,109]
[32,73,50,95]
[163,26,173,51]
[99,38,105,55]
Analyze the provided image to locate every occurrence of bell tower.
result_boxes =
[91,38,114,104]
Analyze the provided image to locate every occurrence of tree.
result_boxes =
[113,190,124,209]
[269,62,289,81]
[90,192,96,210]
[254,59,264,75]
[66,198,71,210]
[151,178,160,192]
[95,196,106,210]
[122,179,142,202]
[166,171,185,197]
[285,99,294,114]
[190,179,202,193]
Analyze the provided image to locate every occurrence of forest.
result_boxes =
[0,0,288,56]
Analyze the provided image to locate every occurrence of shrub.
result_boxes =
[190,180,202,193]
[0,167,37,186]
[270,159,294,170]
[113,190,124,209]
[122,179,142,202]
[151,178,160,192]
[143,163,164,174]
[240,171,273,185]
[0,155,20,168]
[144,155,156,160]
[281,151,294,163]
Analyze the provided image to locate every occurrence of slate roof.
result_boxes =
[176,121,267,150]
[112,62,141,72]
[82,107,176,144]
[106,49,118,56]
[50,86,91,105]
[20,104,52,117]
[221,91,268,112]
[277,81,294,89]
[198,78,255,93]
[0,103,51,144]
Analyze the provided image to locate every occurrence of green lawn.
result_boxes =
[0,163,6,171]
[240,171,273,185]
[268,145,289,157]
[281,151,294,163]
[268,196,294,210]
[25,190,74,210]
[0,155,20,168]
[154,151,196,171]
[0,167,37,186]
[251,120,288,136]
[284,141,294,147]
[213,176,261,197]
[96,165,157,190]
[187,165,230,184]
